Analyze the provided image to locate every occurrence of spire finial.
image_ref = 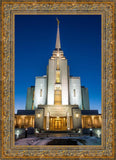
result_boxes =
[56,18,60,25]
[55,18,61,49]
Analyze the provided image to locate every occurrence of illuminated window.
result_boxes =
[54,90,62,105]
[40,89,42,97]
[94,117,100,128]
[57,59,60,69]
[56,71,60,83]
[73,89,76,97]
[25,118,28,124]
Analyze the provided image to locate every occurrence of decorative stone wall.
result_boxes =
[41,105,79,117]
[34,77,47,107]
[69,77,82,109]
[35,108,44,129]
[72,108,82,129]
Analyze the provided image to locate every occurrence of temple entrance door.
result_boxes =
[54,120,61,129]
[49,117,67,131]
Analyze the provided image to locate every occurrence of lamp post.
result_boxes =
[90,128,93,136]
[25,128,28,138]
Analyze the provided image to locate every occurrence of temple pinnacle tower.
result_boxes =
[25,19,90,131]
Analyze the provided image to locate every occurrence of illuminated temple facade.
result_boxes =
[15,20,101,131]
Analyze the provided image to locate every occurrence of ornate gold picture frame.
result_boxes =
[0,1,115,159]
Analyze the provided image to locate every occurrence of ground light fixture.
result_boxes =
[16,130,20,138]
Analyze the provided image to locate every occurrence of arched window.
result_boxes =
[56,71,60,83]
[40,89,42,97]
[73,89,76,97]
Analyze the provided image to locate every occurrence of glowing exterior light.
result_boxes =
[78,129,81,134]
[68,128,70,130]
[90,128,92,131]
[16,130,20,138]
[57,52,59,57]
[97,130,101,138]
[35,128,39,133]
[76,114,79,118]
[37,114,41,118]
[57,116,59,118]
[47,128,49,130]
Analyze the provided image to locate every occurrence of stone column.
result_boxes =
[46,112,50,130]
[16,117,18,126]
[32,117,34,128]
[67,113,70,130]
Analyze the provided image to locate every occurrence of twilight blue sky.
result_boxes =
[15,15,101,114]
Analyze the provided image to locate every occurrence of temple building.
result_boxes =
[15,19,101,131]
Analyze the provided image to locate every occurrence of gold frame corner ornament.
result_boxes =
[1,1,115,159]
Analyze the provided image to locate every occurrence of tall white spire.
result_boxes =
[55,18,61,49]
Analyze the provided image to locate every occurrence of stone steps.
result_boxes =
[43,130,73,133]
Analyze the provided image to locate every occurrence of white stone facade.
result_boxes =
[33,20,86,112]
[47,59,56,105]
[69,77,82,109]
[81,87,90,110]
[34,77,47,108]
[60,59,69,105]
